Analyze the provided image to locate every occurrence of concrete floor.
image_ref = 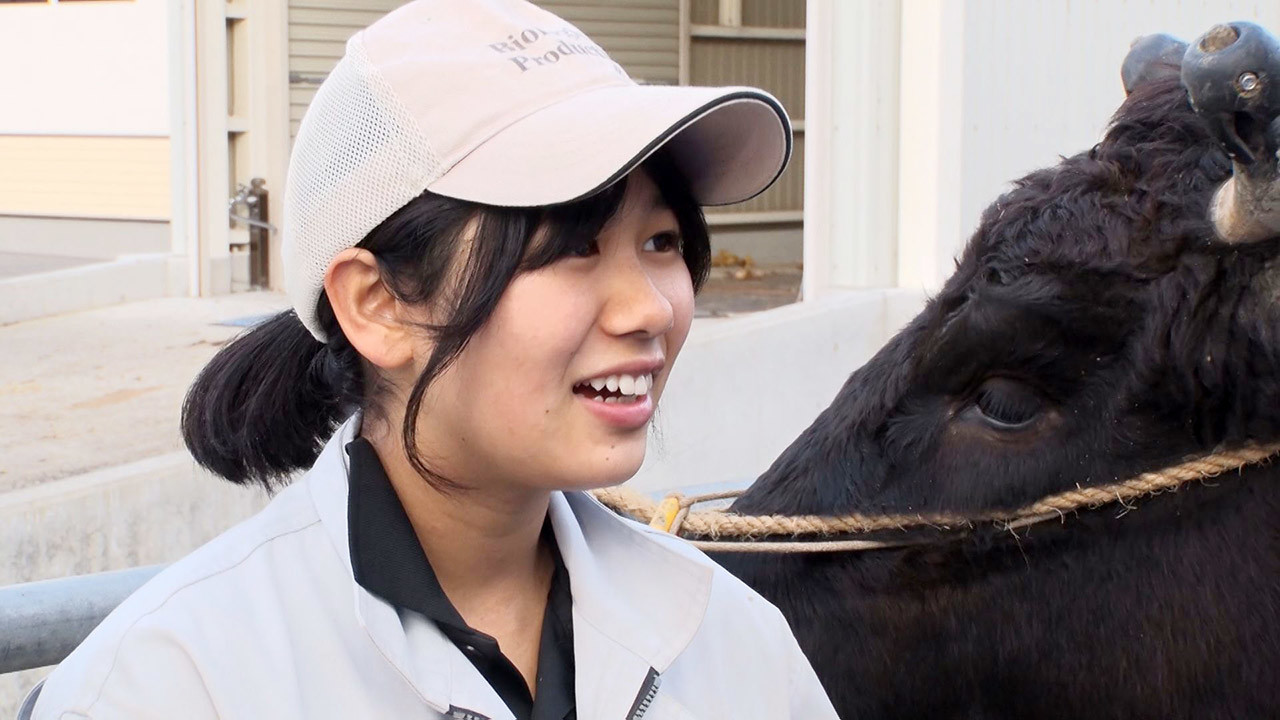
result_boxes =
[697,265,802,317]
[0,292,291,493]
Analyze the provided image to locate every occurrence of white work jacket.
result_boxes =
[31,415,838,719]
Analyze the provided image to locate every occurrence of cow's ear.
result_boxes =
[1122,33,1188,95]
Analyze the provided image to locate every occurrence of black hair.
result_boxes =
[182,150,710,490]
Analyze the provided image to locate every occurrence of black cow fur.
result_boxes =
[714,76,1280,719]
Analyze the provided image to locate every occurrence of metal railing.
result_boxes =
[0,565,163,674]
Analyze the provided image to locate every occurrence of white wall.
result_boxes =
[631,289,926,492]
[0,0,171,136]
[803,0,903,297]
[901,0,1280,291]
[808,0,1280,295]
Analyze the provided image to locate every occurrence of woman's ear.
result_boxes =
[323,249,416,370]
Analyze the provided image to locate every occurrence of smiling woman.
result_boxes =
[27,1,838,719]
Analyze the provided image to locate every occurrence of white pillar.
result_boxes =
[194,0,231,296]
[895,0,965,292]
[245,0,291,291]
[167,0,200,297]
[803,0,902,300]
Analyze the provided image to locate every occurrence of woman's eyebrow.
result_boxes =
[648,194,674,213]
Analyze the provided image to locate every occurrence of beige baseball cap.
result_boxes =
[284,0,792,341]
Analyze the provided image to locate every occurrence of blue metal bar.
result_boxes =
[0,565,164,674]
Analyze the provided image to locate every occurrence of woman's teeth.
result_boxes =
[579,373,652,404]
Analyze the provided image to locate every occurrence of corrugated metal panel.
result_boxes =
[742,0,804,28]
[690,0,717,25]
[690,0,804,28]
[687,2,806,218]
[690,38,805,120]
[535,1,679,84]
[0,136,170,220]
[288,0,408,138]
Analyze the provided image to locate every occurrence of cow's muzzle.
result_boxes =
[1182,22,1280,243]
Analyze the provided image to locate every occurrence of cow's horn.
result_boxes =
[1183,22,1280,243]
[1122,33,1187,95]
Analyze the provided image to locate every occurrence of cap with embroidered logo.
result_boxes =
[283,0,792,341]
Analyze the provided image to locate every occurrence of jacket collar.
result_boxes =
[303,414,454,711]
[303,413,714,715]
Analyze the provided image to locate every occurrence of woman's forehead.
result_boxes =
[617,169,670,216]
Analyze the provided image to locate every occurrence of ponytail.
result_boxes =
[181,308,361,489]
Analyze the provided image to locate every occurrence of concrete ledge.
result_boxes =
[0,453,267,715]
[0,216,169,260]
[0,253,179,325]
[0,451,268,587]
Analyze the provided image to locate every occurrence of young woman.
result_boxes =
[31,1,838,718]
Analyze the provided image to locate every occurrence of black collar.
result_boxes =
[346,437,575,720]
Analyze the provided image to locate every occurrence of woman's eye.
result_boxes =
[644,231,682,253]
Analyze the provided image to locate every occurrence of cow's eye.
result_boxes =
[968,377,1045,431]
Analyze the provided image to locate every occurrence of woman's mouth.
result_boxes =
[572,372,656,429]
[572,372,652,404]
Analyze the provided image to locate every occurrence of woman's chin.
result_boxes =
[556,443,647,492]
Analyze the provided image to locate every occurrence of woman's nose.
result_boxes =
[599,261,675,339]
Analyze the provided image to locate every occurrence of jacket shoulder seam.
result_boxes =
[73,513,322,714]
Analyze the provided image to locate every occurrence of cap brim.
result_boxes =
[427,84,791,207]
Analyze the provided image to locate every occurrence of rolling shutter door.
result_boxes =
[287,0,408,140]
[533,0,679,85]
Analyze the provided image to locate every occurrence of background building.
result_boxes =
[0,0,808,323]
[8,0,1280,321]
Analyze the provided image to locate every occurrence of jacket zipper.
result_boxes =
[626,668,662,720]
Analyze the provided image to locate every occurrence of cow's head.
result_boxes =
[742,23,1280,518]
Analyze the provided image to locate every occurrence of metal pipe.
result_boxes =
[0,565,164,674]
[228,212,277,233]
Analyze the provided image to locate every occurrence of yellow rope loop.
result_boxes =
[589,442,1280,545]
[668,506,692,536]
[648,494,684,532]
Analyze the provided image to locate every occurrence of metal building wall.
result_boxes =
[287,0,406,139]
[0,137,170,220]
[689,0,805,224]
[0,0,172,231]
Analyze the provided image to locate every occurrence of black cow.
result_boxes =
[716,24,1280,720]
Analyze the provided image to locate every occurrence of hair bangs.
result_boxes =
[517,149,712,290]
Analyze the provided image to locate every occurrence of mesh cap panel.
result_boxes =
[283,36,443,341]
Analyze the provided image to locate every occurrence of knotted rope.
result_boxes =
[590,443,1280,553]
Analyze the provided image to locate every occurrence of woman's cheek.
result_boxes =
[663,271,696,349]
